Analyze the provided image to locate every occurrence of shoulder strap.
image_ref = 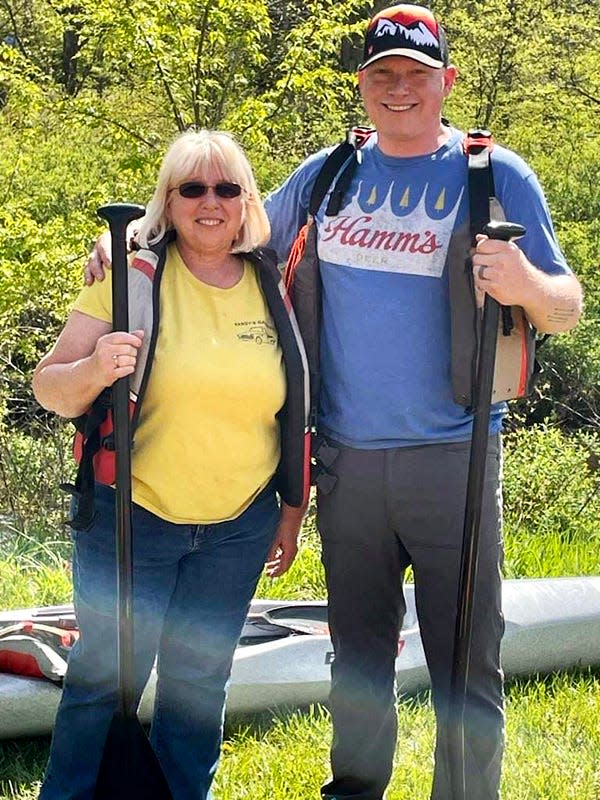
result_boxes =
[243,247,278,272]
[463,128,495,245]
[247,247,310,507]
[309,142,354,217]
[464,129,513,336]
[129,235,170,431]
[309,126,375,217]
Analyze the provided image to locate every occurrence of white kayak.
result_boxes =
[0,576,599,739]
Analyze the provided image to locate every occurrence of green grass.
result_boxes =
[1,671,599,799]
[0,528,72,611]
[0,425,599,798]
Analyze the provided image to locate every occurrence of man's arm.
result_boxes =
[264,148,332,261]
[84,220,141,284]
[84,231,112,283]
[472,236,583,334]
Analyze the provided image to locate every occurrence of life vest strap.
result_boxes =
[284,222,310,293]
[63,388,112,531]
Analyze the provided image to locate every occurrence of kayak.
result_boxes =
[1,576,599,739]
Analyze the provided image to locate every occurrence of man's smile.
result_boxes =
[383,103,415,112]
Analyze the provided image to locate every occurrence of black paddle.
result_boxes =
[447,220,526,800]
[93,203,173,800]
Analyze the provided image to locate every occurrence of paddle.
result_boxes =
[93,203,173,800]
[447,220,526,800]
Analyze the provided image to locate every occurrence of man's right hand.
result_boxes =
[84,231,113,285]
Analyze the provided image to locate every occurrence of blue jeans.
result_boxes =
[39,482,279,800]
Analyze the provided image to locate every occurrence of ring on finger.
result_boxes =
[112,354,119,368]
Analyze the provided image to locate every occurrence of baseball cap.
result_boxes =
[359,4,449,71]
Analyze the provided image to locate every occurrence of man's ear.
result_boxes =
[443,65,458,96]
[356,68,366,99]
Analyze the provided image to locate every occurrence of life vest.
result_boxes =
[0,621,76,681]
[284,127,544,427]
[66,233,311,531]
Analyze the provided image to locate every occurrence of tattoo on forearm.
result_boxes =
[546,306,578,323]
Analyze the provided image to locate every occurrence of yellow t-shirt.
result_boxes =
[72,243,286,524]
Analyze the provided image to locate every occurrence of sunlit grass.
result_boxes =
[0,427,599,799]
[3,671,598,799]
[0,526,71,610]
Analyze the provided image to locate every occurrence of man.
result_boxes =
[86,6,582,798]
[263,6,581,799]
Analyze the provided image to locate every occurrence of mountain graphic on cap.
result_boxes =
[359,4,449,71]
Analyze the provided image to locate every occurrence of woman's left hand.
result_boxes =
[264,501,307,578]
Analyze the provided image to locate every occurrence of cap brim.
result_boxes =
[359,49,445,71]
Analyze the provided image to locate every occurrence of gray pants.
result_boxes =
[318,437,504,800]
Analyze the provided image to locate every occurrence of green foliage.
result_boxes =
[1,0,598,436]
[107,0,272,131]
[0,1,373,429]
[503,427,600,577]
[440,0,600,139]
[1,424,596,612]
[0,103,160,430]
[0,421,74,540]
[0,4,599,796]
[0,551,72,611]
[502,671,600,799]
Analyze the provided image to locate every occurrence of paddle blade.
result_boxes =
[93,714,173,800]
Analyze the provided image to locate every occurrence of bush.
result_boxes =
[503,426,600,577]
[0,419,74,543]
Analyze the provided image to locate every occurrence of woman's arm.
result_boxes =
[32,310,144,418]
[264,500,309,578]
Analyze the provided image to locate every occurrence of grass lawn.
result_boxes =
[1,427,599,799]
[1,670,599,799]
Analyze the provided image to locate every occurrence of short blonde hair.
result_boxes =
[138,129,270,253]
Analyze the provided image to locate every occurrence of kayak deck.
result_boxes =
[1,577,599,739]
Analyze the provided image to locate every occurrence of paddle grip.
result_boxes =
[97,203,145,334]
[483,220,526,242]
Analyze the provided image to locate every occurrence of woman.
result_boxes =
[32,129,309,800]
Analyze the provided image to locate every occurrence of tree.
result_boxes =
[1,0,599,434]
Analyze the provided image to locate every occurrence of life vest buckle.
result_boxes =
[464,128,493,155]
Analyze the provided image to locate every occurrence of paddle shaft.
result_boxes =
[97,204,145,718]
[448,221,526,800]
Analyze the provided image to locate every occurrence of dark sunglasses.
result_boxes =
[173,181,244,199]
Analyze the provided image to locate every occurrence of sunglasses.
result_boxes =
[172,181,244,199]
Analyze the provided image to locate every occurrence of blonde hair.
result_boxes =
[138,129,270,253]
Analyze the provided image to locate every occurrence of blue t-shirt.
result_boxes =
[265,128,570,449]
